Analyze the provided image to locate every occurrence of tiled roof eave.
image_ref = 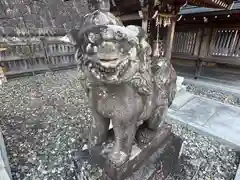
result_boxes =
[179,1,240,15]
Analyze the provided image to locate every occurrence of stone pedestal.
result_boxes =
[72,124,182,180]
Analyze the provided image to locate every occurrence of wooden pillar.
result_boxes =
[193,28,204,56]
[199,28,212,57]
[164,17,176,60]
[142,19,148,33]
[141,7,148,33]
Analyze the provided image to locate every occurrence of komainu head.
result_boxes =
[61,10,151,84]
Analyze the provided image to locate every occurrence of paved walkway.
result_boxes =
[168,91,240,151]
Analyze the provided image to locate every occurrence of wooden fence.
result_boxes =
[173,30,198,55]
[172,26,240,65]
[0,37,76,77]
[210,29,240,57]
[1,26,240,78]
[171,26,240,78]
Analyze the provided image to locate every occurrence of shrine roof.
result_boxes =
[111,0,234,15]
[179,1,240,15]
[183,0,233,9]
[151,0,233,9]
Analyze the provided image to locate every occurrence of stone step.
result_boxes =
[168,93,240,151]
[170,91,195,111]
[182,75,240,99]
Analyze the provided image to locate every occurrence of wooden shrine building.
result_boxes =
[0,0,235,78]
[172,1,240,78]
[111,0,234,79]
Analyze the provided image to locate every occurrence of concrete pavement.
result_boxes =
[168,91,240,151]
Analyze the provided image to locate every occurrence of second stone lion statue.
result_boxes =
[62,9,177,167]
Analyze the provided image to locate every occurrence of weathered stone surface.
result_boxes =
[72,125,182,180]
[61,0,178,167]
[203,105,240,149]
[169,97,220,126]
[169,94,240,150]
[170,91,194,111]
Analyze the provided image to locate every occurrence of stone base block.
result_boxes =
[72,124,182,180]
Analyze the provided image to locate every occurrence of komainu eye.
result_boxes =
[88,32,100,43]
[115,30,124,40]
[101,28,113,40]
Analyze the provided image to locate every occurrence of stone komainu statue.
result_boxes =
[63,8,177,166]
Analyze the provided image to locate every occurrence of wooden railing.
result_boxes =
[209,28,240,57]
[1,26,240,77]
[172,26,240,65]
[171,26,240,78]
[172,30,198,55]
[0,37,76,76]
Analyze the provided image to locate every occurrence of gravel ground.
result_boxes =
[185,83,240,107]
[0,70,91,180]
[153,119,239,180]
[0,69,239,180]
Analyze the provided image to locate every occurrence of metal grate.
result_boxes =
[210,28,240,57]
[173,30,197,55]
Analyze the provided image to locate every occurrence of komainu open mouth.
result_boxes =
[86,57,130,80]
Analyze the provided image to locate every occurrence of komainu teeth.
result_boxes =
[86,59,128,77]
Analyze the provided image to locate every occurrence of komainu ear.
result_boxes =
[126,25,145,39]
[126,25,152,56]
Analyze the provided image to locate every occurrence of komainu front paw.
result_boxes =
[108,151,128,167]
